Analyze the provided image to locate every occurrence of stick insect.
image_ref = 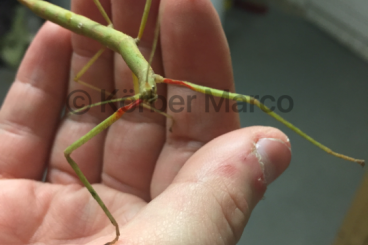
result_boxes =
[17,0,365,244]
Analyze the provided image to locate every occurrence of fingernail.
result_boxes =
[254,138,291,185]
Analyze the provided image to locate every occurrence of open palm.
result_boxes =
[0,0,290,244]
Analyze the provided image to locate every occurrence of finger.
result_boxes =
[152,0,240,195]
[101,0,166,200]
[118,127,291,244]
[0,22,71,179]
[47,0,115,184]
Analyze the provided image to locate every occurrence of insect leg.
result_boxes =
[92,0,113,27]
[156,75,365,166]
[136,0,153,44]
[64,98,143,245]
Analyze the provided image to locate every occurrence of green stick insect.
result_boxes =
[15,0,365,244]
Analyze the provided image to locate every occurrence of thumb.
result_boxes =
[119,126,291,244]
[171,126,291,243]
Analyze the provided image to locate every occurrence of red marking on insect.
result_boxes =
[115,99,143,118]
[163,78,194,90]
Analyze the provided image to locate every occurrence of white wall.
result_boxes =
[286,0,368,61]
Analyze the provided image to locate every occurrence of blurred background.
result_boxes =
[0,0,367,244]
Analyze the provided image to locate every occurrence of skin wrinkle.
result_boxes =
[29,183,55,243]
[212,223,227,245]
[108,196,143,227]
[0,119,35,140]
[210,187,239,245]
[0,189,20,243]
[16,77,64,103]
[207,200,230,245]
[221,181,248,241]
[48,166,83,184]
[51,185,98,241]
[0,124,45,180]
[2,182,51,244]
[0,172,16,179]
[165,136,205,153]
[72,49,112,65]
[101,172,149,200]
[0,82,58,137]
[25,87,66,118]
[66,114,106,128]
[118,110,166,128]
[207,175,248,243]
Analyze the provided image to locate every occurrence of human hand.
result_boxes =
[0,0,291,244]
